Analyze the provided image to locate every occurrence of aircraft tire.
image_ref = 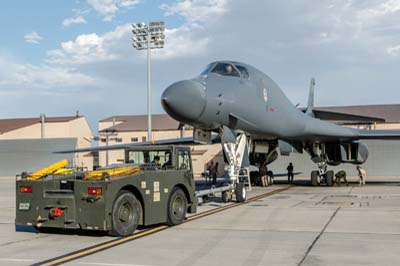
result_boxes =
[222,190,232,203]
[267,171,274,185]
[167,187,188,226]
[326,170,334,187]
[311,171,319,186]
[110,190,140,236]
[202,195,209,203]
[261,175,268,187]
[235,183,246,203]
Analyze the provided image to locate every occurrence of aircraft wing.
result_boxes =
[55,135,221,154]
[356,129,400,140]
[299,107,385,123]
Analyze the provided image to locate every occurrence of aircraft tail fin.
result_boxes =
[305,78,315,117]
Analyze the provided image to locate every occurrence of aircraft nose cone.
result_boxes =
[162,80,206,123]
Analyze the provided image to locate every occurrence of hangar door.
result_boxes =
[0,138,76,177]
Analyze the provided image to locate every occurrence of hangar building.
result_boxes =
[0,115,94,177]
[314,104,400,129]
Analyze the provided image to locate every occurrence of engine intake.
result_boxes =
[325,142,368,165]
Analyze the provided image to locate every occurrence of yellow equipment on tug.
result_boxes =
[83,166,141,180]
[26,159,69,181]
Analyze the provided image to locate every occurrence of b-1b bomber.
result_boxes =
[162,61,400,186]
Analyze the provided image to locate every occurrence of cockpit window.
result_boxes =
[235,65,249,79]
[210,63,240,77]
[200,63,215,76]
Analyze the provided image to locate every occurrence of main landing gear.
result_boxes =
[310,161,334,187]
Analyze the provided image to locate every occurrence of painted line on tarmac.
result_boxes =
[78,263,155,266]
[32,185,292,266]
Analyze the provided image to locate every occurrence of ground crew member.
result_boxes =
[162,152,172,169]
[356,166,366,186]
[151,156,161,168]
[213,162,219,185]
[287,162,294,184]
[207,160,215,184]
[335,170,348,186]
[259,161,268,187]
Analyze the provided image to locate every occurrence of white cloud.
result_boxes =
[118,0,140,8]
[357,0,400,19]
[24,31,43,44]
[160,0,228,23]
[48,1,227,64]
[387,45,400,56]
[47,26,126,64]
[62,16,87,27]
[87,0,140,21]
[153,26,209,59]
[0,54,95,95]
[47,22,209,64]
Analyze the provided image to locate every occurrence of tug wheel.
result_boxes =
[167,187,187,226]
[110,190,140,236]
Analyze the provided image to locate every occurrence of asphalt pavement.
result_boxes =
[1,177,400,266]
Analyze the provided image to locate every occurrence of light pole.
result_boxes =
[99,130,118,166]
[132,21,165,142]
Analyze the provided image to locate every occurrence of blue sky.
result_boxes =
[0,0,179,64]
[0,0,400,131]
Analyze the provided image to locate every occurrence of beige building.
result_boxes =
[98,114,224,177]
[316,104,400,130]
[0,115,94,169]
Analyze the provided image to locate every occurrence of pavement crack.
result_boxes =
[347,186,354,195]
[297,206,341,266]
[0,234,51,247]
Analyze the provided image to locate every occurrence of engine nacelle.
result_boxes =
[325,142,369,165]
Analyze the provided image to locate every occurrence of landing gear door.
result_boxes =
[193,128,211,144]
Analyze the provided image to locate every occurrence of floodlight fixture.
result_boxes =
[131,21,165,141]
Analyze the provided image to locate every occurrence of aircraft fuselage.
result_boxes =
[162,61,356,142]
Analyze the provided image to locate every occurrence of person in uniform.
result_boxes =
[287,162,294,184]
[335,170,348,186]
[206,160,215,184]
[151,156,161,169]
[259,161,268,187]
